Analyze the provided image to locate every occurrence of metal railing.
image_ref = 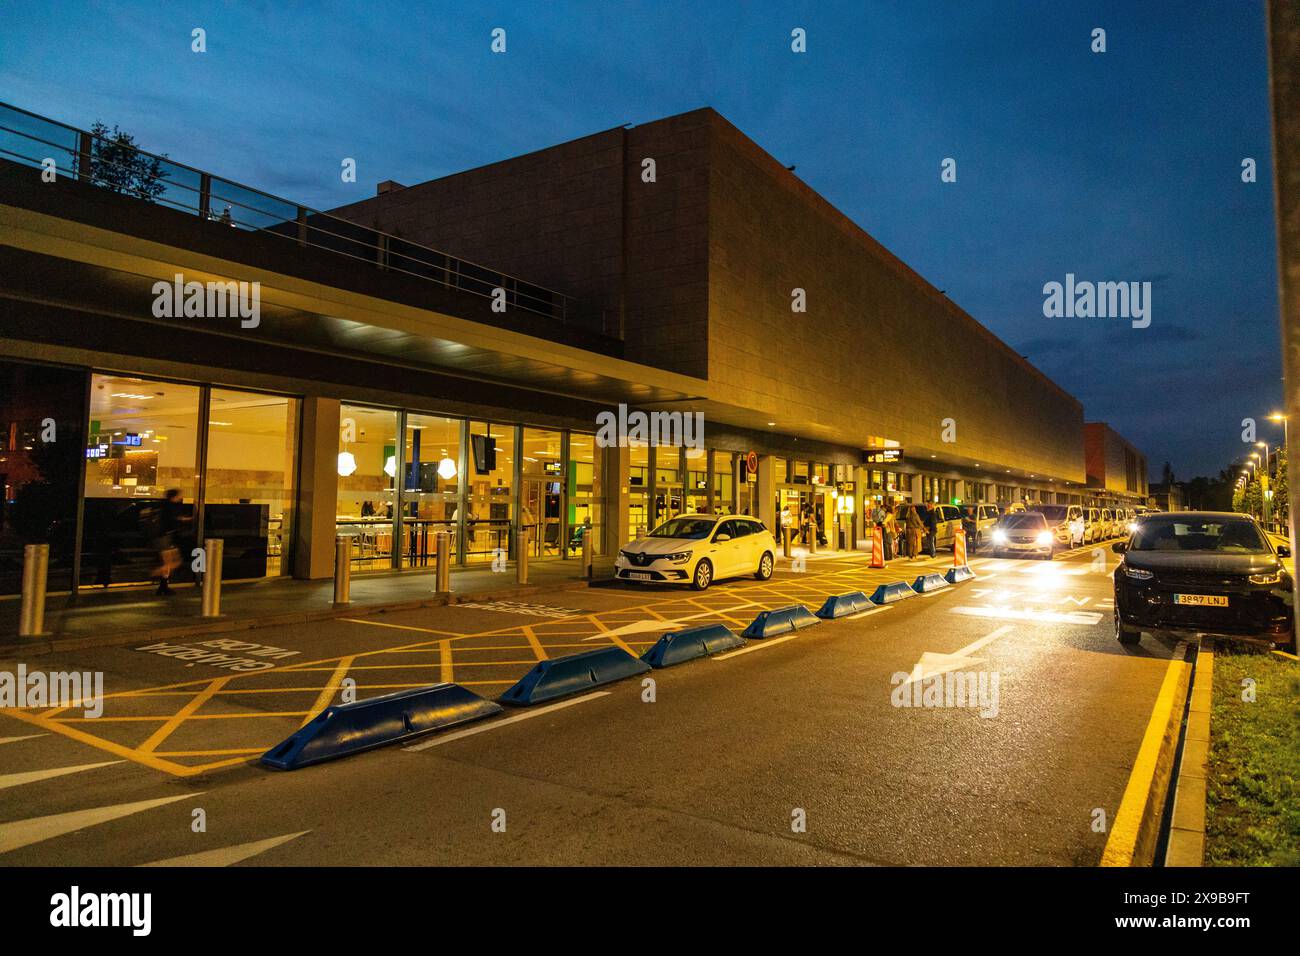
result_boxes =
[0,101,570,322]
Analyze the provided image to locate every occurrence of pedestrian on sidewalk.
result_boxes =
[881,503,897,561]
[148,488,189,596]
[905,504,924,559]
[925,505,939,558]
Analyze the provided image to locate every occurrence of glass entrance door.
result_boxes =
[521,477,561,557]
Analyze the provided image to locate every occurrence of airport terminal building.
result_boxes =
[0,101,1127,596]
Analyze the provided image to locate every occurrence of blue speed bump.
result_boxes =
[945,565,977,584]
[815,591,878,619]
[641,624,744,668]
[500,646,650,706]
[741,604,821,638]
[912,573,950,593]
[261,682,502,770]
[869,581,917,604]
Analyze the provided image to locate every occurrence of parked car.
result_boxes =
[960,503,1001,550]
[1101,508,1117,540]
[1029,504,1085,548]
[897,503,964,554]
[615,513,776,591]
[1113,512,1295,650]
[990,511,1055,559]
[1084,507,1103,544]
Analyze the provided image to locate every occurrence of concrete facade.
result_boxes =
[333,108,1087,489]
[1084,422,1149,502]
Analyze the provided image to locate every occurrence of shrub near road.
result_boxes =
[1205,649,1300,866]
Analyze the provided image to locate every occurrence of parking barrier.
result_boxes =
[261,683,502,769]
[642,624,744,668]
[500,646,650,706]
[741,604,820,639]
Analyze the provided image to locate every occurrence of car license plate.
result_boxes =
[1174,594,1228,607]
[627,572,652,581]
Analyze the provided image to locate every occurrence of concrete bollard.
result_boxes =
[581,530,593,579]
[783,526,792,558]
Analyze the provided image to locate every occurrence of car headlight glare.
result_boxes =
[1035,531,1053,545]
[666,551,692,563]
[1122,565,1154,580]
[1249,571,1282,585]
[992,530,1007,544]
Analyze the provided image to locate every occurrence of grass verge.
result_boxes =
[1205,647,1300,866]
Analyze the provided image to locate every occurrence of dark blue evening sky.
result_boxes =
[0,0,1281,479]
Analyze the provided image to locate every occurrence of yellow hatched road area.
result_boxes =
[3,555,965,777]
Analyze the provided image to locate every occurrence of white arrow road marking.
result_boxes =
[950,605,1103,626]
[0,792,201,855]
[404,691,610,752]
[137,831,310,867]
[903,625,1014,686]
[583,603,758,640]
[0,761,122,792]
[0,734,47,746]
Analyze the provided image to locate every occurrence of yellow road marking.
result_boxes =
[584,614,638,656]
[338,619,461,636]
[139,678,231,753]
[301,656,354,727]
[1100,654,1190,867]
[0,707,202,776]
[439,640,454,683]
[522,625,547,661]
[6,561,882,777]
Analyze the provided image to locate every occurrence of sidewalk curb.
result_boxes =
[1100,640,1194,867]
[1164,641,1213,867]
[1,577,603,659]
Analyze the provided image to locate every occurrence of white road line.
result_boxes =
[0,761,122,792]
[0,792,201,855]
[835,605,894,620]
[0,734,47,746]
[711,634,800,660]
[950,605,1104,626]
[137,831,310,867]
[404,692,611,751]
[955,624,1016,657]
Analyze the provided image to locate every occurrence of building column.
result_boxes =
[294,395,340,580]
[756,454,776,531]
[604,443,630,555]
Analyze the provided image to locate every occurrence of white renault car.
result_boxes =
[615,513,777,590]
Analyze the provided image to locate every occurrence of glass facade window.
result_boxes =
[401,413,460,568]
[205,388,298,578]
[711,450,733,514]
[567,432,603,556]
[337,404,398,571]
[467,421,513,563]
[653,446,684,526]
[628,441,650,538]
[520,426,563,557]
[82,375,202,587]
[684,446,707,514]
[0,359,86,594]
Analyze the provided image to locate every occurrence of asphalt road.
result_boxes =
[0,544,1178,866]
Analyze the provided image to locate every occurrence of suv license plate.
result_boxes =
[1174,594,1228,607]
